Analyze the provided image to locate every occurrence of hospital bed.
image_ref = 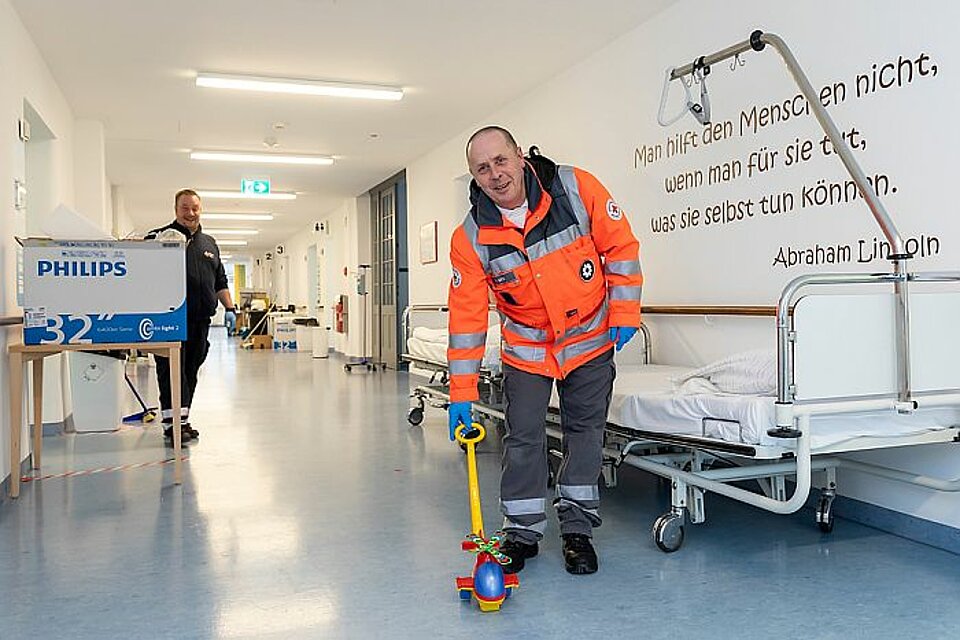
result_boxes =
[543,279,960,552]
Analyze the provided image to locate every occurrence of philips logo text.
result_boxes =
[37,260,127,278]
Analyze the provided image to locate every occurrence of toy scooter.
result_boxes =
[454,422,519,612]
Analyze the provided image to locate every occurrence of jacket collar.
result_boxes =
[168,220,201,238]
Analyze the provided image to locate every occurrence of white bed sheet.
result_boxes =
[406,332,501,371]
[551,364,960,450]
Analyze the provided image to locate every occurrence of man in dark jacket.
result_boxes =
[146,189,235,443]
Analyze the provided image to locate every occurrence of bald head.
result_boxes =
[466,126,518,159]
[466,126,527,209]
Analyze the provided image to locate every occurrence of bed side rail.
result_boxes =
[773,271,960,434]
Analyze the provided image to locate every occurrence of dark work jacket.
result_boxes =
[145,221,228,321]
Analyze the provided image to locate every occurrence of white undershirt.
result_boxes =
[497,199,529,229]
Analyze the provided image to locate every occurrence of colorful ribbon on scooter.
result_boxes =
[464,532,512,565]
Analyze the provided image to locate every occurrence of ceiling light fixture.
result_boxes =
[205,229,259,235]
[196,72,404,101]
[197,190,296,201]
[190,151,333,166]
[203,213,274,221]
[214,239,249,246]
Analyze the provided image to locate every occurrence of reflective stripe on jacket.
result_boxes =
[447,157,642,402]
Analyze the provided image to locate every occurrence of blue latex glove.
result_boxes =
[223,310,237,334]
[609,326,638,352]
[448,401,473,441]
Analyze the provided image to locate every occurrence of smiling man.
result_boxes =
[447,126,643,575]
[145,189,235,444]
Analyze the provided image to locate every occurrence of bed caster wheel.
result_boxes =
[816,489,836,533]
[367,364,373,371]
[344,364,352,373]
[653,512,685,553]
[407,406,424,426]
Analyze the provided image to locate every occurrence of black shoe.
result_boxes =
[163,424,193,444]
[562,533,598,575]
[182,421,200,439]
[498,538,539,574]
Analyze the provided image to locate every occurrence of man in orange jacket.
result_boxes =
[447,126,642,575]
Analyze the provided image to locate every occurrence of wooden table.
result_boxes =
[7,341,183,498]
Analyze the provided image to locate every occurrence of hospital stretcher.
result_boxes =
[402,304,506,429]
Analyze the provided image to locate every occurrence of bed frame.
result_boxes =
[548,286,960,553]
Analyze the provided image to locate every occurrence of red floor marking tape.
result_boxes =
[20,456,189,483]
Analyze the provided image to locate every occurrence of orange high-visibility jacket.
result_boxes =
[447,155,642,402]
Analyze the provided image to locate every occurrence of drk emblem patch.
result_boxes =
[606,199,623,221]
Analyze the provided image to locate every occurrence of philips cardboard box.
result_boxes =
[21,238,187,345]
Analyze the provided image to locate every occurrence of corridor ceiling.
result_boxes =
[12,0,674,251]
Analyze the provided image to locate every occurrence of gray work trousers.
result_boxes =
[500,348,615,543]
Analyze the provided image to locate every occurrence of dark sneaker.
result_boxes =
[163,424,194,444]
[182,421,199,439]
[499,539,539,574]
[562,533,598,575]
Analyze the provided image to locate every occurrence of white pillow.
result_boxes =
[672,349,777,396]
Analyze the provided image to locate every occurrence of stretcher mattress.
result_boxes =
[551,364,960,450]
[406,326,501,371]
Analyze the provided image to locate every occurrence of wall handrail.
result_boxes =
[642,305,776,317]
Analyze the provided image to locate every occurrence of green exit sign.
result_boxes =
[241,178,270,195]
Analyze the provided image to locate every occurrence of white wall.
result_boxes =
[276,194,373,357]
[73,119,109,230]
[1,0,79,486]
[405,0,960,529]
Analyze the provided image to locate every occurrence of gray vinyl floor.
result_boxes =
[2,332,960,639]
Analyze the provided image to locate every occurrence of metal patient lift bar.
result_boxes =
[658,30,915,434]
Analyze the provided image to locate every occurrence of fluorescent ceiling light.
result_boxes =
[197,190,296,201]
[191,151,333,166]
[205,229,259,235]
[220,253,233,259]
[215,239,249,246]
[204,213,274,221]
[196,72,404,101]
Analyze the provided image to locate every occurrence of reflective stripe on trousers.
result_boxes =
[501,498,548,537]
[555,485,601,527]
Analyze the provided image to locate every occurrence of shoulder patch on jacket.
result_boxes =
[451,268,462,288]
[606,199,623,221]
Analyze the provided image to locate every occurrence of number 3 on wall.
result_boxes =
[39,315,94,345]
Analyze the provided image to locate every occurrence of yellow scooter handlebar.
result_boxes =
[454,422,486,446]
